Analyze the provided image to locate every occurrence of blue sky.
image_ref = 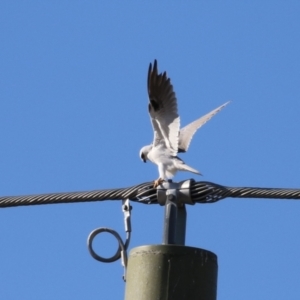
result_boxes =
[0,1,300,299]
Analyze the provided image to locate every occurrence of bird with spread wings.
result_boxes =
[139,60,229,188]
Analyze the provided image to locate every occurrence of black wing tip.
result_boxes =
[148,59,159,92]
[147,59,171,96]
[148,59,158,72]
[149,60,158,73]
[151,59,158,77]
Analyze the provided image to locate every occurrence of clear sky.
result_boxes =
[1,1,300,299]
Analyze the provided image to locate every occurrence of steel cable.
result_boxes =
[0,181,300,208]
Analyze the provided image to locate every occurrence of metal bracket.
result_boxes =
[156,180,194,245]
[157,179,195,206]
[87,199,132,281]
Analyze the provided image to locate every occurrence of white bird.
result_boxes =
[139,60,229,188]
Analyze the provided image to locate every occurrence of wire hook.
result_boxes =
[87,199,132,281]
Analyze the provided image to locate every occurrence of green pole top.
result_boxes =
[125,244,218,300]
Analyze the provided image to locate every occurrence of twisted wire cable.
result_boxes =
[191,181,300,203]
[0,182,156,208]
[0,180,300,208]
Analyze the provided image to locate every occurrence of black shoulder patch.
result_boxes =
[171,156,183,162]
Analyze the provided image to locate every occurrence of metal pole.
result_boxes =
[175,204,186,245]
[163,190,178,244]
[162,181,187,245]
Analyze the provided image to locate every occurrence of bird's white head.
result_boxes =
[139,145,152,163]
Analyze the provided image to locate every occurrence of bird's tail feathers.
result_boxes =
[177,163,201,175]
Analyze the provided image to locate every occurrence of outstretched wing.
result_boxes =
[178,101,230,152]
[148,60,180,155]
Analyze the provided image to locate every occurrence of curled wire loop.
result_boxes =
[87,227,129,265]
[87,199,132,280]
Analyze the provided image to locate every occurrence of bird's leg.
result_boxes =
[153,178,165,188]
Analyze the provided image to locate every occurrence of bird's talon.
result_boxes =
[153,178,165,188]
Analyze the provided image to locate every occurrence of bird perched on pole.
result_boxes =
[139,60,229,188]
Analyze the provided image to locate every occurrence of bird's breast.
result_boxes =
[148,146,172,165]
